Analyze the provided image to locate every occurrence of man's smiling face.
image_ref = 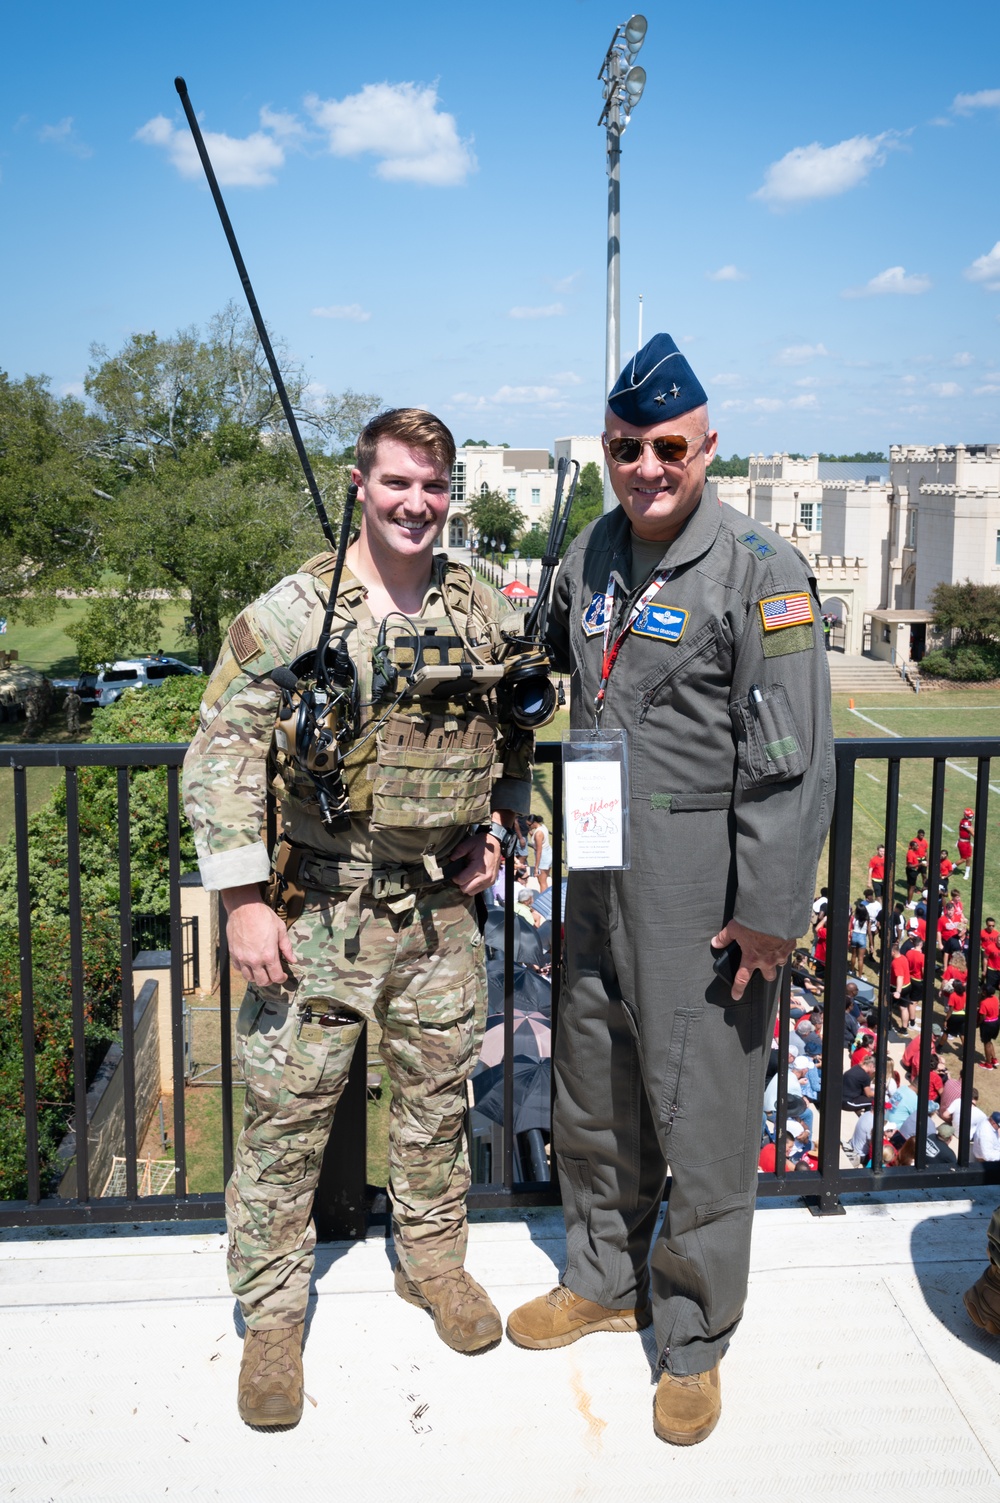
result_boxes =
[352,439,452,563]
[603,403,719,542]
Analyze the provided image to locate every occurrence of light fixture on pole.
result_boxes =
[598,13,648,513]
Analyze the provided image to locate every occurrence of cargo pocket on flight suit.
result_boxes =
[370,709,497,829]
[731,685,808,787]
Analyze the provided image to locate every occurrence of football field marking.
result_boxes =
[848,707,1000,796]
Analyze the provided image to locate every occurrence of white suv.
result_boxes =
[93,656,201,707]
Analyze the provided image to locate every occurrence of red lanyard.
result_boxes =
[596,568,674,712]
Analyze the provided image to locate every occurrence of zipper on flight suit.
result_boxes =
[636,624,722,724]
[660,1013,692,1135]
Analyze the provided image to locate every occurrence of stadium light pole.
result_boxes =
[598,14,648,512]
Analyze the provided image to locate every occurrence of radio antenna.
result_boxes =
[173,76,337,551]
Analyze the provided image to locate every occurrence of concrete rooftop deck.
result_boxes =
[2,1189,999,1502]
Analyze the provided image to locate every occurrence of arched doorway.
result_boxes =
[448,515,467,548]
[821,596,848,654]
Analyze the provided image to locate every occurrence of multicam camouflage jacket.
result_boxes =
[182,553,534,891]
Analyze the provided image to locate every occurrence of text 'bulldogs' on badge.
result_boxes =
[582,591,608,637]
[631,604,688,643]
[758,592,814,631]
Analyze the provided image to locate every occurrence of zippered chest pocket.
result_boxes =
[635,620,728,723]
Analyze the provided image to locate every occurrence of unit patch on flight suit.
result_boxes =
[737,530,777,561]
[582,591,608,636]
[758,591,815,658]
[631,604,688,642]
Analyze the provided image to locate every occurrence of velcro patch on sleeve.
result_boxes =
[737,530,776,560]
[758,592,814,632]
[762,622,814,658]
[229,609,265,666]
[204,651,243,708]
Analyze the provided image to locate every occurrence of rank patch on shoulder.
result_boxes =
[737,530,777,561]
[632,604,689,642]
[582,591,608,637]
[759,592,814,632]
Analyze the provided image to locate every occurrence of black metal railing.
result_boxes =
[2,734,997,1232]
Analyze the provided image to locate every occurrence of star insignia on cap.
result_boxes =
[669,382,680,399]
[653,392,666,405]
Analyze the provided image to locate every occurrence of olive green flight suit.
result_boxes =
[546,497,834,1376]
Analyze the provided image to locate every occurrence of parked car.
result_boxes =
[86,656,201,708]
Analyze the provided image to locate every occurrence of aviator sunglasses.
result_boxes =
[604,431,709,465]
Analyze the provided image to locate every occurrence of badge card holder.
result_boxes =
[563,727,630,871]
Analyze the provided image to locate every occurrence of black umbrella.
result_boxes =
[471,1056,551,1134]
[484,908,544,966]
[485,960,552,1018]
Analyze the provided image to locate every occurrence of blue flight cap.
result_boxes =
[607,333,708,426]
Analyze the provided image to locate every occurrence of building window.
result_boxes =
[450,461,466,503]
[816,501,822,530]
[448,516,466,548]
[480,481,489,495]
[906,510,918,548]
[798,501,814,530]
[996,530,1000,565]
[507,487,517,503]
[531,488,540,506]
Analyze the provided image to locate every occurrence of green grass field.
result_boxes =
[3,597,200,678]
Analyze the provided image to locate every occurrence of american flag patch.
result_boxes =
[758,592,814,631]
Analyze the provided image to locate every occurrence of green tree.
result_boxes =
[707,453,750,478]
[0,373,111,622]
[561,462,603,553]
[929,582,1000,647]
[465,490,525,552]
[518,523,549,559]
[82,308,381,669]
[817,451,887,464]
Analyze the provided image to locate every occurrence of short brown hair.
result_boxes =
[355,408,456,478]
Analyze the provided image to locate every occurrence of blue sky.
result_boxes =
[3,0,999,456]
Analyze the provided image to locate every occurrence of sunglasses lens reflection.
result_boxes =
[607,436,689,464]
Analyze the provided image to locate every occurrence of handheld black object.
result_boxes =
[173,76,338,555]
[712,941,742,990]
[523,456,580,641]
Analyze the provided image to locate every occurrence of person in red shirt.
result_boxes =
[938,850,953,892]
[945,978,968,1041]
[905,840,921,902]
[978,992,1000,1070]
[759,1131,796,1174]
[813,916,827,977]
[982,928,1000,996]
[868,844,886,899]
[938,902,963,958]
[889,942,914,1033]
[958,809,974,880]
[906,937,926,985]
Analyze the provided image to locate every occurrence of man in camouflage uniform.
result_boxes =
[183,409,531,1428]
[64,687,82,736]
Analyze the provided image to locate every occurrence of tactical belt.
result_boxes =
[297,852,449,900]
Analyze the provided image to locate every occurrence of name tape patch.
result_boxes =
[758,592,814,632]
[582,591,608,637]
[632,604,689,643]
[738,530,777,561]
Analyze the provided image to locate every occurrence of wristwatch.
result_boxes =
[485,820,518,860]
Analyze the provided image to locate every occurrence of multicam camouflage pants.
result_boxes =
[228,881,486,1330]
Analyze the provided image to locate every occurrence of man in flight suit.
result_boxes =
[506,334,834,1444]
[184,409,531,1428]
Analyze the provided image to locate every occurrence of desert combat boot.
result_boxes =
[964,1262,1000,1336]
[237,1323,304,1428]
[506,1284,651,1349]
[395,1265,502,1353]
[653,1364,722,1446]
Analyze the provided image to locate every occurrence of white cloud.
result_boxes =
[952,352,975,366]
[952,89,1000,114]
[721,397,784,413]
[789,393,818,409]
[39,117,92,159]
[551,371,583,385]
[774,343,830,366]
[306,82,475,186]
[58,380,85,398]
[135,114,284,186]
[451,384,566,412]
[795,376,821,387]
[975,383,1000,395]
[710,373,742,386]
[843,265,931,297]
[311,303,371,321]
[509,303,565,320]
[550,272,582,294]
[754,133,893,207]
[706,264,748,282]
[965,241,1000,291]
[929,381,962,397]
[258,106,309,143]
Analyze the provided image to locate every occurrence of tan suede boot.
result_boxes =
[653,1364,721,1445]
[506,1284,651,1350]
[395,1266,502,1353]
[237,1323,304,1428]
[964,1263,1000,1336]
